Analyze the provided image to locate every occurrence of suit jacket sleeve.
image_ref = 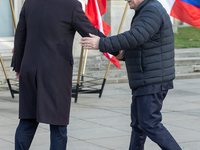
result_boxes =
[71,1,105,38]
[13,4,27,72]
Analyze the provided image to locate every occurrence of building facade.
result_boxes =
[0,0,24,37]
[0,0,134,57]
[0,0,181,57]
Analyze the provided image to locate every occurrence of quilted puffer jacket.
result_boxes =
[99,0,175,89]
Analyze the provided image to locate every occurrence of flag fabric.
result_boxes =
[84,0,121,69]
[102,52,121,69]
[85,0,110,36]
[158,0,200,28]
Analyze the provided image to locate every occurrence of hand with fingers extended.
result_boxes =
[80,33,100,50]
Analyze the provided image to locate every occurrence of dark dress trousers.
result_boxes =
[15,119,68,150]
[129,82,181,150]
[13,0,104,126]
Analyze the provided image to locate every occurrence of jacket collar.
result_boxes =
[135,0,152,15]
[130,0,153,26]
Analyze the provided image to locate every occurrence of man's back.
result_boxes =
[13,0,104,126]
[15,0,97,71]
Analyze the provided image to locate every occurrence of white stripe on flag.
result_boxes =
[94,0,113,57]
[157,0,175,14]
[94,0,104,34]
[107,53,113,58]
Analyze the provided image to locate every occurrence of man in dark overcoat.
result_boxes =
[13,0,104,149]
[81,0,182,149]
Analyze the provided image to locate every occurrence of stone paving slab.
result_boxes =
[0,78,200,149]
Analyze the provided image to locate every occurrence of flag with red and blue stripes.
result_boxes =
[158,0,200,28]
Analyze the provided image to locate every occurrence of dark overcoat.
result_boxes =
[13,0,104,125]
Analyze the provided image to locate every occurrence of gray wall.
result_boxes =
[103,0,134,36]
[0,0,14,37]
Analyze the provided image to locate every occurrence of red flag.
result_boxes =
[96,0,107,15]
[102,52,121,69]
[85,0,110,36]
[84,0,121,69]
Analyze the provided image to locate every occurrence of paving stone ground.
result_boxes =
[0,78,200,150]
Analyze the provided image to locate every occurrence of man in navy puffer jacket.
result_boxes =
[81,0,182,149]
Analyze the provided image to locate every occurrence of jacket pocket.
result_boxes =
[139,57,143,73]
[138,50,143,73]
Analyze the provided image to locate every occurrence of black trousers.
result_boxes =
[15,119,67,150]
[129,90,182,150]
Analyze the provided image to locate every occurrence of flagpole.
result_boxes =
[9,0,16,71]
[0,54,9,80]
[2,0,18,98]
[75,47,84,103]
[22,0,25,5]
[0,54,15,98]
[99,2,129,98]
[9,0,17,29]
[81,49,89,85]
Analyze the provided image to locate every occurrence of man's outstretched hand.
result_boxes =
[80,33,100,50]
